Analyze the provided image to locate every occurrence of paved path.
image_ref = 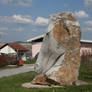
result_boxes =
[0,64,34,78]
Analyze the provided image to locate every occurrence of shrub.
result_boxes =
[24,59,36,64]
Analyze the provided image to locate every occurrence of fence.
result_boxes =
[0,54,8,67]
[0,54,18,67]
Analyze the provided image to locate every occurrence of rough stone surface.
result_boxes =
[32,12,81,85]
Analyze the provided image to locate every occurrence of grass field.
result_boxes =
[0,62,92,92]
[79,62,92,83]
[0,65,19,70]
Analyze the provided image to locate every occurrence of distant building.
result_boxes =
[27,35,43,58]
[27,35,92,58]
[0,43,29,61]
[80,40,92,56]
[18,42,32,60]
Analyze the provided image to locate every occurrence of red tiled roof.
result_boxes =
[0,43,28,51]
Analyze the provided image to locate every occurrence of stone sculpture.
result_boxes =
[32,12,81,85]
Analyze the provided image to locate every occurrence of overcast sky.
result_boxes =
[0,0,92,42]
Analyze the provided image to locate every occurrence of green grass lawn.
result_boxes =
[79,62,92,83]
[0,62,92,92]
[0,65,19,70]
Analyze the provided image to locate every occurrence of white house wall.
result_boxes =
[0,45,17,54]
[80,47,92,56]
[32,43,42,58]
[32,42,92,58]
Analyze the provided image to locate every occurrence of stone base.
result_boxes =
[22,83,50,88]
[22,80,90,89]
[22,83,63,88]
[75,80,89,86]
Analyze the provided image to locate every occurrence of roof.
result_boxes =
[0,43,28,51]
[27,34,92,44]
[27,34,44,42]
[81,40,92,48]
[80,40,92,43]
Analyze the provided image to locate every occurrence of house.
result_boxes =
[27,35,92,58]
[27,35,44,58]
[80,40,92,56]
[14,42,32,60]
[0,43,29,61]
